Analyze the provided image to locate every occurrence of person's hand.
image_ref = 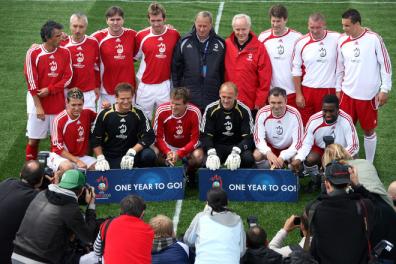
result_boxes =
[120,149,136,169]
[36,106,45,121]
[75,159,87,169]
[296,93,305,108]
[166,151,178,166]
[283,215,299,233]
[85,186,95,205]
[224,147,241,171]
[206,148,220,170]
[267,151,282,169]
[290,159,302,173]
[349,165,359,187]
[378,91,388,107]
[37,88,49,98]
[101,99,111,109]
[95,155,110,171]
[165,24,175,29]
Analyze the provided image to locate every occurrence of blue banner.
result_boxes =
[86,167,185,203]
[199,169,298,202]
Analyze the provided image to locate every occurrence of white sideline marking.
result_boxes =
[22,0,396,4]
[215,2,225,34]
[172,1,224,235]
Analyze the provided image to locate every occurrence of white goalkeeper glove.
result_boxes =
[95,155,110,171]
[225,147,241,171]
[205,148,220,171]
[120,148,136,170]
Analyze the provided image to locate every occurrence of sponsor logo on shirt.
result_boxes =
[114,44,125,60]
[156,42,167,59]
[116,123,128,139]
[174,125,184,139]
[74,52,85,69]
[223,120,234,136]
[77,126,85,142]
[48,61,59,77]
[246,53,253,62]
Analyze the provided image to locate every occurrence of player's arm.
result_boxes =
[200,106,216,150]
[177,109,201,158]
[134,110,155,152]
[294,120,315,163]
[25,48,45,119]
[254,109,271,155]
[255,46,272,109]
[94,42,101,100]
[375,35,392,105]
[280,111,304,161]
[342,115,359,157]
[153,109,172,156]
[291,41,305,108]
[335,40,345,97]
[171,39,184,87]
[47,50,73,95]
[237,107,255,151]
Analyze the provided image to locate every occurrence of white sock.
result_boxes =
[364,133,377,163]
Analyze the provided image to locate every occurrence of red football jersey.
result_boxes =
[153,102,201,158]
[24,45,72,114]
[51,109,97,157]
[135,27,180,84]
[91,28,137,94]
[61,35,100,92]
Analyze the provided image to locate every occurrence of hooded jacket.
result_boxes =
[13,184,96,263]
[184,205,246,264]
[172,26,225,112]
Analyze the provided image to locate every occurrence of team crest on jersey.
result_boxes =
[275,125,283,136]
[114,44,125,60]
[77,126,85,142]
[246,53,253,61]
[74,52,85,68]
[213,43,219,52]
[223,121,234,136]
[116,124,128,139]
[174,125,184,139]
[319,47,327,57]
[277,44,284,55]
[156,42,167,59]
[354,47,360,57]
[48,61,58,77]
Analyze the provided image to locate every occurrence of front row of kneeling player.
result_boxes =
[48,82,359,184]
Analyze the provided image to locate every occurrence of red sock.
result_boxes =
[26,144,38,160]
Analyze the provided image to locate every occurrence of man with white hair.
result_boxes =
[225,13,272,118]
[61,13,100,111]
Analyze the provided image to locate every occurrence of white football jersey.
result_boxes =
[295,110,359,161]
[254,105,304,161]
[292,30,340,88]
[259,28,302,95]
[336,29,392,100]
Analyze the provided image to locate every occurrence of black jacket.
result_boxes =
[308,192,375,264]
[0,179,38,264]
[13,184,97,263]
[240,246,283,264]
[172,26,225,112]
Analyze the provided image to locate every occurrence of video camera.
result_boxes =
[37,151,54,189]
[323,135,335,148]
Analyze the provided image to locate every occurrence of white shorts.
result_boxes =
[26,114,56,139]
[135,80,171,120]
[47,152,96,171]
[65,89,97,112]
[97,92,116,112]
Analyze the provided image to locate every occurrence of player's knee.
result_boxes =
[305,152,320,167]
[253,149,264,162]
[191,148,204,164]
[28,139,40,147]
[58,161,74,171]
[363,129,375,137]
[241,151,255,168]
[139,148,156,167]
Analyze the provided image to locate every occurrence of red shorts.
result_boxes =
[311,145,324,157]
[339,92,378,131]
[286,93,298,110]
[298,86,335,125]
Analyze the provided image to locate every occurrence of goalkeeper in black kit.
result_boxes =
[91,83,156,170]
[201,82,255,170]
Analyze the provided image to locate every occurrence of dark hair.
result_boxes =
[105,6,124,19]
[342,8,361,24]
[269,87,287,98]
[171,87,190,104]
[268,4,288,19]
[20,160,44,186]
[40,20,63,42]
[322,94,339,108]
[246,226,267,249]
[67,88,84,103]
[148,2,166,19]
[120,195,146,217]
[115,82,134,97]
[207,187,229,213]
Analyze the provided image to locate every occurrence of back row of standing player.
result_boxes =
[24,3,391,164]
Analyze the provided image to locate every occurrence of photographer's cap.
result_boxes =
[325,161,351,185]
[59,169,86,189]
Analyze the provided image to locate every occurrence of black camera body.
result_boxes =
[247,216,258,227]
[323,135,335,147]
[37,151,54,189]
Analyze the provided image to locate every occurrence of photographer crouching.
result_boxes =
[12,169,97,264]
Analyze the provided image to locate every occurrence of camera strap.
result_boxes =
[356,199,373,262]
[98,218,114,263]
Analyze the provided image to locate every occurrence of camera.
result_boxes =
[37,151,54,189]
[247,216,258,227]
[293,216,301,225]
[323,136,335,147]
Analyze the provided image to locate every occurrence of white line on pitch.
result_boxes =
[215,2,225,34]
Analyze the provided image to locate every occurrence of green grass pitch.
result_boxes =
[0,0,394,243]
